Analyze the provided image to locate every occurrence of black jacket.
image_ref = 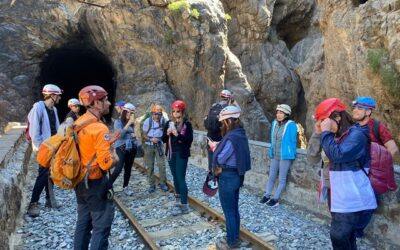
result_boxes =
[162,119,193,159]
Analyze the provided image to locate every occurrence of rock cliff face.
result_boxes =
[0,0,399,144]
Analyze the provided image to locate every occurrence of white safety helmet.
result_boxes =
[276,104,291,115]
[220,89,232,98]
[122,102,136,113]
[67,98,80,107]
[219,105,241,121]
[42,84,63,95]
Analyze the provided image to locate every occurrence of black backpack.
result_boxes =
[204,103,227,134]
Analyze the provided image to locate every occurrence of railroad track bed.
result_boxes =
[16,156,375,249]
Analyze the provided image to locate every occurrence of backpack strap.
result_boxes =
[84,155,98,189]
[372,119,382,145]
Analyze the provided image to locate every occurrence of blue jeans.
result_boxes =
[30,165,50,203]
[218,170,241,247]
[168,152,188,204]
[330,210,374,250]
[264,159,293,200]
[74,177,115,250]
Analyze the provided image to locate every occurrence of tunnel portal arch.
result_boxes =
[38,43,116,121]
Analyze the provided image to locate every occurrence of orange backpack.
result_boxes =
[37,118,96,189]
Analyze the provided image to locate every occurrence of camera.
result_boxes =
[155,141,164,157]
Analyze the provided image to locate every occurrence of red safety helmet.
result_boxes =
[314,98,347,121]
[171,100,186,111]
[79,85,108,107]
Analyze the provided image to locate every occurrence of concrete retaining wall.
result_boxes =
[190,130,400,249]
[0,123,31,249]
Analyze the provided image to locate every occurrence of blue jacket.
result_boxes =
[213,128,251,176]
[28,101,60,151]
[321,125,377,213]
[113,119,136,150]
[269,120,297,160]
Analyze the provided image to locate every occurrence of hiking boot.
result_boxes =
[123,187,133,196]
[159,184,169,192]
[28,202,40,217]
[259,195,270,204]
[181,204,190,214]
[266,199,279,207]
[148,185,156,193]
[45,199,61,208]
[171,206,182,216]
[216,238,239,250]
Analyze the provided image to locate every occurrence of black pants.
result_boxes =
[110,146,136,187]
[30,165,50,203]
[330,210,374,250]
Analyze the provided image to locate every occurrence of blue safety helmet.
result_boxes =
[351,96,376,110]
[115,100,125,107]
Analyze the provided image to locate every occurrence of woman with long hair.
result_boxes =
[309,98,376,249]
[110,102,137,196]
[260,104,297,207]
[208,105,251,249]
[162,100,193,216]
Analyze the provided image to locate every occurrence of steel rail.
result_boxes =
[113,196,160,250]
[134,162,276,250]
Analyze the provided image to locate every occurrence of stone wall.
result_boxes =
[190,130,400,248]
[0,124,31,249]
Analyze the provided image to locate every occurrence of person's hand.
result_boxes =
[109,130,121,144]
[314,120,322,134]
[150,138,159,143]
[172,129,178,136]
[208,141,218,152]
[112,149,119,163]
[167,128,172,135]
[320,118,332,132]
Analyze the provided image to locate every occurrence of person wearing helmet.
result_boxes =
[352,96,398,157]
[207,105,250,249]
[142,104,168,193]
[27,84,62,217]
[65,98,81,121]
[162,100,193,216]
[259,104,297,207]
[310,98,376,250]
[73,85,120,250]
[110,102,137,196]
[204,89,241,174]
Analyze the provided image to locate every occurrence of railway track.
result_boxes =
[112,162,276,250]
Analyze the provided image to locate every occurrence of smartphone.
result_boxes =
[169,121,176,130]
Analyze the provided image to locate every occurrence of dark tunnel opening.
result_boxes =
[38,43,116,122]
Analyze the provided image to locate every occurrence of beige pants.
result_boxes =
[143,144,167,186]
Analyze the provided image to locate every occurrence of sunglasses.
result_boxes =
[152,112,162,115]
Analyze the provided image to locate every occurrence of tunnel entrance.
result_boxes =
[38,43,116,121]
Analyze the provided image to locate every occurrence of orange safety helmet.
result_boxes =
[171,100,186,111]
[151,104,164,113]
[79,85,108,107]
[314,98,347,121]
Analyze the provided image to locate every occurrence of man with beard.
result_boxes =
[352,96,398,157]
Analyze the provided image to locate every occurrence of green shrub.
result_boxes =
[163,30,174,44]
[367,48,386,73]
[167,0,190,12]
[224,13,232,21]
[191,8,199,19]
[367,48,400,97]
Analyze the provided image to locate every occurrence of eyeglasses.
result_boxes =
[152,112,162,115]
[172,110,182,113]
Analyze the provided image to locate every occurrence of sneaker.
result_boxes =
[181,204,190,214]
[216,238,239,250]
[45,199,61,208]
[259,195,270,204]
[148,185,156,193]
[28,202,40,217]
[266,198,279,207]
[159,184,169,192]
[123,187,133,196]
[171,205,182,216]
